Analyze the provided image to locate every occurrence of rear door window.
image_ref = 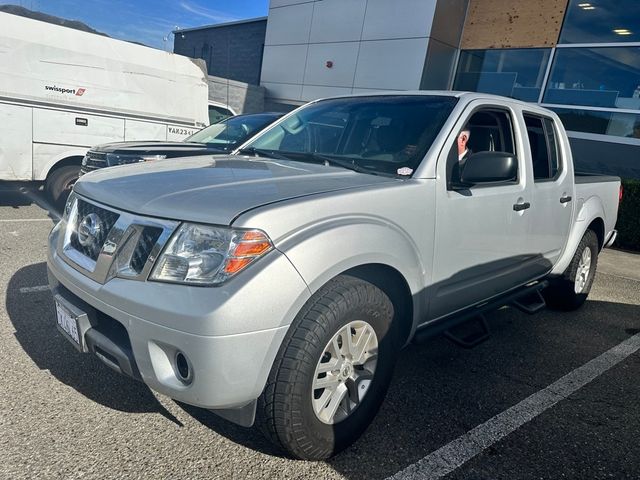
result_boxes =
[524,114,562,181]
[544,118,560,178]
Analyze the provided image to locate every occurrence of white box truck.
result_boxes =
[0,12,233,203]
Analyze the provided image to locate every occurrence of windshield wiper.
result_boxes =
[308,153,366,174]
[309,153,397,177]
[239,148,397,178]
[237,147,293,161]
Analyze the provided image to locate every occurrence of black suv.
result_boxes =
[80,112,283,175]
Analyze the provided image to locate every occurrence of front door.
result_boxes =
[428,103,542,321]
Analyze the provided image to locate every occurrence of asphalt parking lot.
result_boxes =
[1,183,639,480]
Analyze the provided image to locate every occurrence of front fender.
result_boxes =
[276,215,426,316]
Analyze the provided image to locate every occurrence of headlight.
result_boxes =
[63,192,77,221]
[149,223,273,286]
[106,153,166,166]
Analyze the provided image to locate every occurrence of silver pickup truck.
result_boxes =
[47,92,621,460]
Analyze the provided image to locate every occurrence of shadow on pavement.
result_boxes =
[6,262,183,426]
[325,298,640,480]
[7,260,639,478]
[181,298,639,479]
[176,402,284,457]
[0,183,35,208]
[0,183,61,222]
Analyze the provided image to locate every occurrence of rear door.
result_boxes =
[429,102,539,320]
[522,113,573,265]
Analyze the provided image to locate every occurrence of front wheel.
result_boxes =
[543,229,599,311]
[256,275,398,460]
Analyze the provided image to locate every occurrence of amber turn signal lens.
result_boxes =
[242,231,268,241]
[222,230,273,275]
[233,241,271,257]
[223,257,253,274]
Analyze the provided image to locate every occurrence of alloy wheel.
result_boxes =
[311,320,378,424]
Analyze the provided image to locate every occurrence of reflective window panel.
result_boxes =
[454,49,551,102]
[544,47,640,109]
[551,107,640,139]
[560,0,640,44]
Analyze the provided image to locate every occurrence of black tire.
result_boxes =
[256,275,398,460]
[543,229,599,311]
[45,165,80,207]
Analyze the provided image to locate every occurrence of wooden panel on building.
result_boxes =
[461,0,569,49]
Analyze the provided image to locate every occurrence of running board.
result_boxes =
[413,280,549,347]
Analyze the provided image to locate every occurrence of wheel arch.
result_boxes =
[342,263,415,347]
[587,217,605,251]
[551,194,606,276]
[273,217,427,344]
[38,153,85,181]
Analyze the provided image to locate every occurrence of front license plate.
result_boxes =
[55,300,81,347]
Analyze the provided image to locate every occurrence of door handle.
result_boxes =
[560,195,572,204]
[513,202,531,212]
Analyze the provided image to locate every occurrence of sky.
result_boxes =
[1,0,270,49]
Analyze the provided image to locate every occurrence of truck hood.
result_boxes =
[92,141,225,156]
[74,155,397,225]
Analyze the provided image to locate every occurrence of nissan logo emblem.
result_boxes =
[77,213,102,247]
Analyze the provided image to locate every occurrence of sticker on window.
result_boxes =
[397,167,413,176]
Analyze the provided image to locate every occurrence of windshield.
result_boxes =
[186,114,277,150]
[241,95,457,176]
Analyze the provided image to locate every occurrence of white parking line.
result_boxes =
[387,332,640,480]
[19,285,50,293]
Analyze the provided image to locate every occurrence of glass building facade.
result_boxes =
[454,0,640,143]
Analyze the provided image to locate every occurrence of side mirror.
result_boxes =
[460,152,518,185]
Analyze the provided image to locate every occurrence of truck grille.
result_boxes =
[70,200,120,260]
[81,151,108,175]
[60,195,178,283]
[130,227,163,273]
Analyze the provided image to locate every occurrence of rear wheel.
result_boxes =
[543,229,599,311]
[45,164,80,207]
[256,275,398,460]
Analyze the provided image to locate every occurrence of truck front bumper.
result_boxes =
[47,222,311,415]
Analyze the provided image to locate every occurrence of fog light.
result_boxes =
[175,351,192,383]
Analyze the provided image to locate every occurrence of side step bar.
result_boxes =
[414,280,549,347]
[443,314,491,349]
[511,289,546,314]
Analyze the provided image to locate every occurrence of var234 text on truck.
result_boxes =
[47,92,621,460]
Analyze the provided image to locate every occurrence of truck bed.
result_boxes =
[575,172,621,184]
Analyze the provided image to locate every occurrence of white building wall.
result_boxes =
[260,0,440,105]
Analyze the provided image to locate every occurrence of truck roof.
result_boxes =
[306,90,547,111]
